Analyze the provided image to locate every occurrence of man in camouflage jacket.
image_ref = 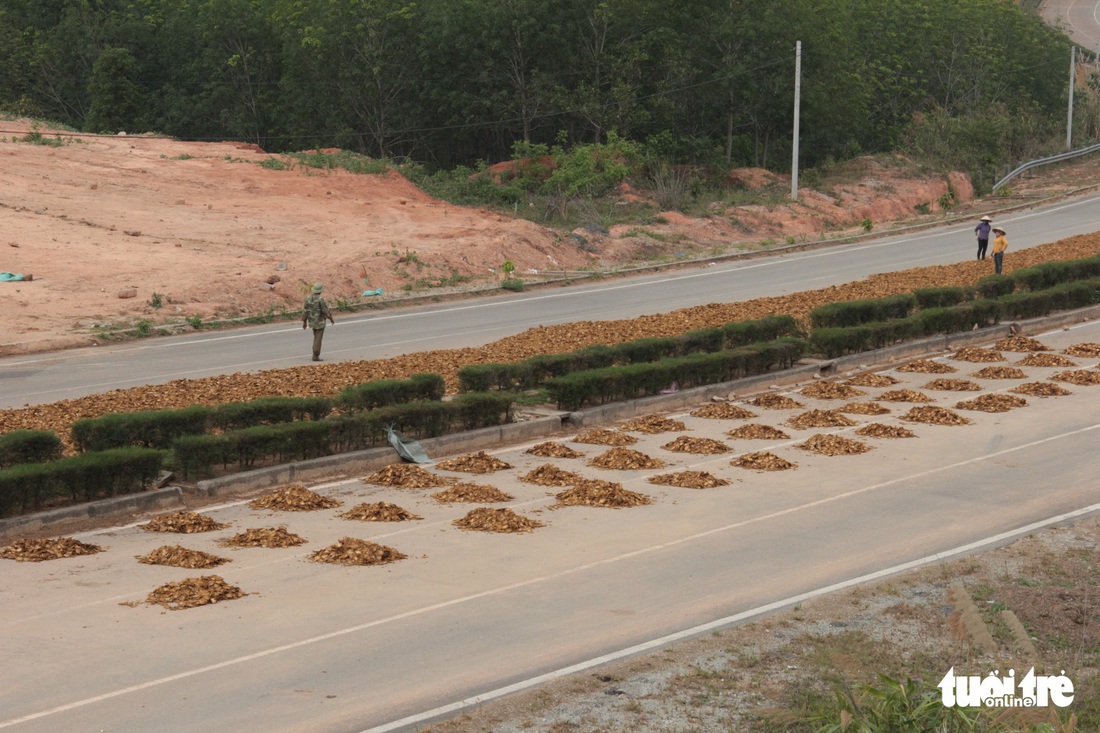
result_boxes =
[302,282,335,361]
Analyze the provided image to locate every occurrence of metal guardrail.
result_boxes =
[993,142,1100,192]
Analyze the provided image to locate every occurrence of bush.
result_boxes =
[722,314,802,347]
[338,373,445,411]
[975,274,1015,299]
[71,406,211,452]
[809,294,916,328]
[0,447,167,515]
[913,286,973,310]
[0,430,63,468]
[211,396,332,431]
[613,337,680,364]
[451,392,516,429]
[678,327,725,354]
[456,363,522,392]
[1010,255,1100,292]
[545,339,805,410]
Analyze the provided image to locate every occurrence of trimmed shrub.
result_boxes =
[678,327,725,354]
[809,294,916,328]
[809,326,874,358]
[338,373,445,411]
[1011,255,1100,292]
[914,286,973,310]
[0,430,63,468]
[211,396,333,431]
[0,447,167,514]
[545,339,805,410]
[456,363,520,392]
[51,448,168,503]
[0,463,56,516]
[723,314,802,347]
[71,405,211,452]
[976,274,1015,299]
[613,337,679,364]
[452,392,516,429]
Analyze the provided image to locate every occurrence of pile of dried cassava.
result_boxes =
[647,471,730,489]
[619,415,686,433]
[660,436,730,454]
[435,451,513,473]
[554,480,653,508]
[141,511,230,534]
[362,464,452,488]
[218,526,306,548]
[309,538,406,566]
[143,575,246,610]
[525,442,585,458]
[1,537,104,562]
[845,372,900,387]
[453,507,544,533]
[339,502,423,521]
[901,406,971,425]
[731,451,797,471]
[956,394,1029,413]
[431,483,514,503]
[249,484,341,512]
[588,448,665,470]
[689,403,758,420]
[855,423,916,439]
[136,545,229,569]
[786,410,857,429]
[797,434,872,456]
[725,423,790,440]
[520,464,584,486]
[572,429,637,446]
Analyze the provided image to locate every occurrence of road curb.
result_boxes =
[3,306,1097,540]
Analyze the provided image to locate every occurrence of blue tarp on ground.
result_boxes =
[0,273,26,282]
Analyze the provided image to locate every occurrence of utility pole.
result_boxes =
[791,40,801,200]
[1067,45,1076,150]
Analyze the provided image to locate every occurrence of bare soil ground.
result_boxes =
[0,115,999,356]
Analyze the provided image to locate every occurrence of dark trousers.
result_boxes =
[993,252,1004,274]
[311,327,326,359]
[976,239,988,260]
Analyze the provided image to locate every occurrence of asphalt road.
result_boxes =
[2,321,1099,732]
[1041,0,1100,51]
[2,192,1100,409]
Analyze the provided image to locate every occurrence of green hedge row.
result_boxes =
[0,447,167,518]
[337,372,445,411]
[809,294,916,329]
[71,405,212,453]
[913,285,974,310]
[457,315,801,392]
[545,338,805,411]
[808,278,1100,358]
[173,392,515,479]
[0,430,63,468]
[69,374,447,452]
[1010,254,1100,292]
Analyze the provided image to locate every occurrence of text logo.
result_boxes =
[938,668,1074,708]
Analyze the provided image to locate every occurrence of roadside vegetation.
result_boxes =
[4,0,1099,209]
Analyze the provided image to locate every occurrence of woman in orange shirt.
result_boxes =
[991,228,1008,274]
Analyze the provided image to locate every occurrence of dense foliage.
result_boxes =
[0,0,1078,181]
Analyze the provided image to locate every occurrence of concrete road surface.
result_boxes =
[2,321,1099,733]
[2,192,1100,409]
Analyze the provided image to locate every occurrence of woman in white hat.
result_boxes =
[974,215,993,260]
